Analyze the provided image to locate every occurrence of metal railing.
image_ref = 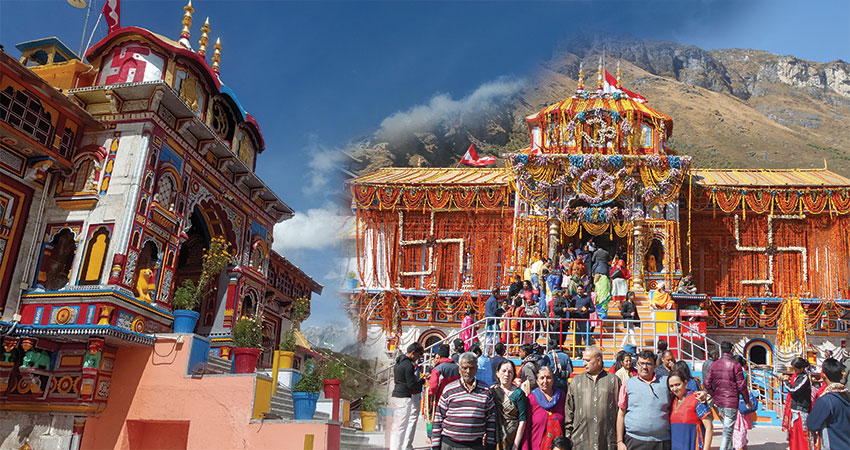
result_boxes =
[420,315,719,371]
[746,363,787,415]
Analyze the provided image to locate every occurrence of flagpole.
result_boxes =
[84,1,105,58]
[78,0,94,57]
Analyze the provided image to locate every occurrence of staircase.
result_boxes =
[340,426,384,449]
[423,292,715,370]
[204,355,232,374]
[268,387,294,419]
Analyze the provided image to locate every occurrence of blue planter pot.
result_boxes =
[346,278,358,289]
[292,392,320,420]
[172,310,200,333]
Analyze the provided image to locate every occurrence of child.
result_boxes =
[551,436,573,450]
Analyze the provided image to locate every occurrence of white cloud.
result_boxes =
[273,203,345,252]
[377,78,525,141]
[302,135,345,196]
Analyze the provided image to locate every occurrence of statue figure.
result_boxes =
[82,338,104,370]
[179,75,199,111]
[1,337,17,363]
[136,268,156,303]
[646,253,657,273]
[23,349,50,370]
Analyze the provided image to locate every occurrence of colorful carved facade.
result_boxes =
[347,61,850,366]
[0,2,320,435]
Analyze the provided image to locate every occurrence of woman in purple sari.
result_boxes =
[526,366,566,450]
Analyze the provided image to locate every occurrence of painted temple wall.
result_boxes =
[36,126,150,289]
[1,167,45,320]
[0,411,75,450]
[81,337,332,450]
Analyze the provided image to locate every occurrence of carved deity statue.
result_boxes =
[135,268,156,303]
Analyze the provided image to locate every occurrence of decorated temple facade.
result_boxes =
[0,2,321,434]
[346,61,850,367]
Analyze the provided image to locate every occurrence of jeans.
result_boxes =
[718,406,738,450]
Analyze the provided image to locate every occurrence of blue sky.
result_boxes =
[2,1,849,344]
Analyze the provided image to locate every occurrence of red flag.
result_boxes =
[102,0,121,33]
[604,70,646,103]
[459,144,496,166]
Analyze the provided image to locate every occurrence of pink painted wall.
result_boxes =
[81,338,333,450]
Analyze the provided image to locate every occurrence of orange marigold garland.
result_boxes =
[777,297,808,352]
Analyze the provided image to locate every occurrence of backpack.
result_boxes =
[548,350,571,385]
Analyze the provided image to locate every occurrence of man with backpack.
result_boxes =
[541,339,573,392]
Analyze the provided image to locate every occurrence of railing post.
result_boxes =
[271,349,281,395]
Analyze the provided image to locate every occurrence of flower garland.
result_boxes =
[777,297,808,352]
[509,153,690,209]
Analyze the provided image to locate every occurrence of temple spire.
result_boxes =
[577,62,584,91]
[616,61,622,87]
[198,17,210,56]
[597,56,604,91]
[179,0,194,49]
[212,38,222,74]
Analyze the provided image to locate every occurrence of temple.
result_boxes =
[346,60,849,378]
[0,4,338,448]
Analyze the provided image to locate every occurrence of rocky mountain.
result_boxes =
[348,34,850,177]
[301,322,355,352]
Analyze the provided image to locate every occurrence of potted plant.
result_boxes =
[231,315,262,374]
[171,237,231,333]
[292,360,322,420]
[278,328,297,369]
[322,358,346,420]
[346,272,358,290]
[360,389,385,432]
[171,280,200,333]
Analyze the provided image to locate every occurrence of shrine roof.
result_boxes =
[348,167,512,187]
[690,168,850,188]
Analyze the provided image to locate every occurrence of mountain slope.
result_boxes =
[348,35,850,178]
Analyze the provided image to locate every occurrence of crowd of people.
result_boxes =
[473,242,696,357]
[389,338,850,450]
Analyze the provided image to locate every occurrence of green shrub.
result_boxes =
[361,390,386,412]
[293,360,322,393]
[291,297,311,324]
[232,316,262,348]
[322,359,346,380]
[279,328,297,352]
[172,279,199,310]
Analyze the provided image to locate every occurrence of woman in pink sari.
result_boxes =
[526,366,565,450]
[460,309,477,351]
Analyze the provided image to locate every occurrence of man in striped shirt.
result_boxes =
[432,352,496,450]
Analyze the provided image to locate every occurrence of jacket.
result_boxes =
[807,388,850,449]
[392,354,424,398]
[783,372,812,412]
[704,354,749,409]
[620,299,639,321]
[591,248,610,275]
[484,294,498,326]
[428,357,459,401]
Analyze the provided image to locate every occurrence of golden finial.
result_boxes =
[212,38,222,74]
[179,0,194,47]
[616,61,622,86]
[597,57,604,90]
[198,17,210,56]
[577,62,584,90]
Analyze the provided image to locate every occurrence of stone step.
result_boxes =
[204,355,232,374]
[340,427,385,450]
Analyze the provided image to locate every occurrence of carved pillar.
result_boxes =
[547,217,560,261]
[632,219,646,292]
